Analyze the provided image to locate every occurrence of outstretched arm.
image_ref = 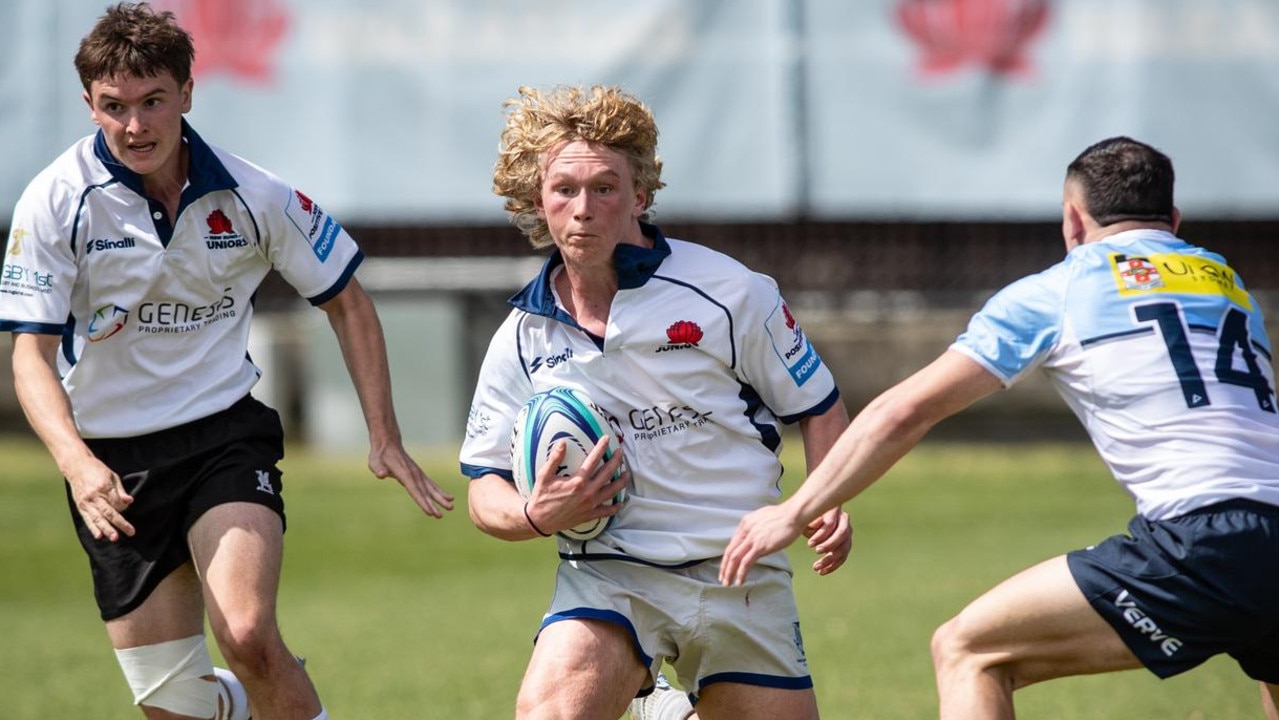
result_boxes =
[319,277,454,518]
[720,350,1003,585]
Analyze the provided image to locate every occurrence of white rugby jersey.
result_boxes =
[460,226,840,566]
[952,229,1279,520]
[0,121,363,438]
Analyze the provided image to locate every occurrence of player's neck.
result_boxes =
[554,266,614,335]
[141,143,190,219]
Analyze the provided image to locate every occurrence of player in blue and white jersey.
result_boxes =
[722,136,1279,719]
[0,4,453,719]
[459,85,853,720]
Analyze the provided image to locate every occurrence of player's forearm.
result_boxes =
[468,475,547,541]
[799,400,851,474]
[788,384,935,526]
[323,288,404,448]
[12,338,96,476]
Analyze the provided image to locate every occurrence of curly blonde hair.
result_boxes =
[492,85,666,249]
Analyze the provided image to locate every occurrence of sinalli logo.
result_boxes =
[87,237,137,254]
[530,348,574,373]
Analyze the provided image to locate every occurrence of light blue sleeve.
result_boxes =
[951,263,1070,386]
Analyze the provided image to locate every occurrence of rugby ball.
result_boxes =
[511,387,626,541]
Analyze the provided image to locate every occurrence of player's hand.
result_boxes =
[369,445,455,518]
[804,506,852,576]
[66,457,135,542]
[525,437,628,536]
[719,502,807,586]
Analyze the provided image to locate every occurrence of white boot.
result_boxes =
[213,667,250,720]
[628,673,694,720]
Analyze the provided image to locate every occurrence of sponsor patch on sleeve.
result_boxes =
[765,300,822,386]
[2,229,56,298]
[285,188,343,262]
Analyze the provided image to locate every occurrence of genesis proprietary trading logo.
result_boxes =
[88,304,129,342]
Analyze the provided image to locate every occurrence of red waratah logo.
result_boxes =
[294,190,314,213]
[666,320,704,346]
[896,0,1050,78]
[207,209,234,235]
[161,0,289,84]
[782,303,797,330]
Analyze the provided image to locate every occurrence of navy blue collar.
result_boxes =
[93,119,238,210]
[509,223,673,318]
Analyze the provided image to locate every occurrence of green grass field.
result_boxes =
[0,435,1262,719]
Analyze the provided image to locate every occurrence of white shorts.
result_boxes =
[538,557,812,700]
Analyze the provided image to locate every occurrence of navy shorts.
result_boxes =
[71,395,286,621]
[1067,499,1279,682]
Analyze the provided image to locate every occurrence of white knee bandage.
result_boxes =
[115,635,217,717]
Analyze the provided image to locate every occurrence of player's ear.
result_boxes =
[1061,199,1086,250]
[1170,206,1182,233]
[83,90,100,125]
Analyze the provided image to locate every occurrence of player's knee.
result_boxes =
[931,615,985,674]
[211,617,283,679]
[115,635,218,718]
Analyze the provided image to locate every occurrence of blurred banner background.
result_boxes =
[4,0,1278,224]
[2,0,1277,448]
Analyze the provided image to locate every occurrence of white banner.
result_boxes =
[2,0,1276,224]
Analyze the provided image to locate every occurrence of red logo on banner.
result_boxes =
[896,0,1050,78]
[161,0,290,84]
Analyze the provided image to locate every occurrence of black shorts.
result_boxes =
[71,395,287,621]
[1067,499,1279,682]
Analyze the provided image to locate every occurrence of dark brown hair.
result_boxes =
[1066,136,1175,227]
[74,2,195,91]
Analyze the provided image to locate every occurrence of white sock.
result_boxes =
[311,710,329,720]
[653,690,693,720]
[213,667,250,720]
[632,685,693,720]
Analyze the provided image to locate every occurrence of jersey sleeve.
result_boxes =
[735,271,839,423]
[459,310,535,480]
[0,171,79,333]
[949,265,1069,387]
[256,178,363,305]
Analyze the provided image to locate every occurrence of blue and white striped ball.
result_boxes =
[511,387,626,541]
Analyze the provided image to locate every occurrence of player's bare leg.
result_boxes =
[693,682,818,720]
[1262,682,1279,720]
[192,502,322,720]
[517,618,649,720]
[931,555,1142,720]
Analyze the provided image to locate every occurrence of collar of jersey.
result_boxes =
[93,119,239,209]
[508,223,673,319]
